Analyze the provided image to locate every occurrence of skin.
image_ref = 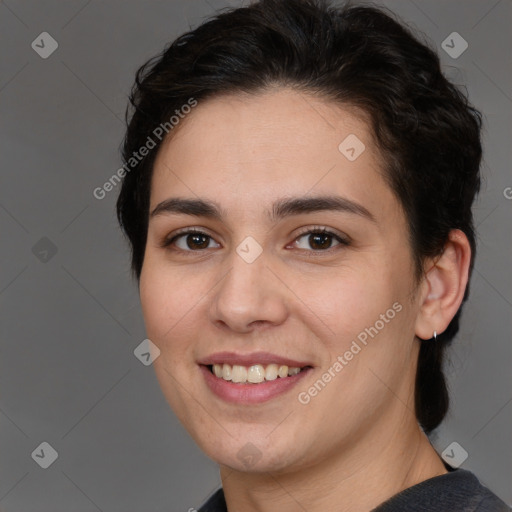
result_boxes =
[139,87,471,512]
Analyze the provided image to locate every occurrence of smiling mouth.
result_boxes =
[207,363,312,384]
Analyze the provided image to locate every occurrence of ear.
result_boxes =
[414,229,472,341]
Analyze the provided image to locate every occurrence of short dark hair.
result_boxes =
[116,0,483,434]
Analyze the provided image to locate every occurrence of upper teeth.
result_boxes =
[212,363,302,383]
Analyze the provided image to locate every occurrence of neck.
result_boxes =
[219,414,447,512]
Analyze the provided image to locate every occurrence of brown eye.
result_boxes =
[294,229,349,251]
[163,230,220,252]
[182,233,211,250]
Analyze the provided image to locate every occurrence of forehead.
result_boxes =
[150,87,397,223]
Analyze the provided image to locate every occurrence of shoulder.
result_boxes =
[197,488,227,512]
[373,468,510,512]
[196,470,510,512]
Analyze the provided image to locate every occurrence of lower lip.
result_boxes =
[200,365,312,404]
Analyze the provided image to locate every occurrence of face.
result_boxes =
[140,87,423,474]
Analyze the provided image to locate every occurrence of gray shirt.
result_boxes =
[198,467,510,511]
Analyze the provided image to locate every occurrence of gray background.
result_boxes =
[0,0,511,510]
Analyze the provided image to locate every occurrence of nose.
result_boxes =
[209,248,290,333]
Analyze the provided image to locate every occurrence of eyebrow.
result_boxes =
[150,195,376,223]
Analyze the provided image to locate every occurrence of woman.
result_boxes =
[116,0,509,510]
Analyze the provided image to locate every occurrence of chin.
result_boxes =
[196,429,305,474]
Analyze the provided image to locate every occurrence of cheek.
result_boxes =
[139,262,206,421]
[139,261,202,362]
[298,259,415,393]
[295,267,395,344]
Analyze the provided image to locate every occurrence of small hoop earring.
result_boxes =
[433,330,437,341]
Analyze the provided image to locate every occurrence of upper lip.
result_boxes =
[198,351,312,368]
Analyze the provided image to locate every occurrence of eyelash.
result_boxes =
[160,226,350,255]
